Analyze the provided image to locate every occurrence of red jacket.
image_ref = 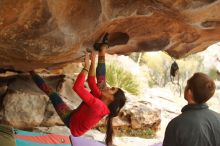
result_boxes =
[70,73,110,136]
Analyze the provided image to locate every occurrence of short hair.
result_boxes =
[187,72,216,103]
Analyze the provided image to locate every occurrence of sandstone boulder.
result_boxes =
[1,74,66,128]
[1,0,220,71]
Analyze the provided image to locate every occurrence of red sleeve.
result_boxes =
[73,73,100,106]
[88,76,101,98]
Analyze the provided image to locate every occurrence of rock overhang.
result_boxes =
[0,0,220,71]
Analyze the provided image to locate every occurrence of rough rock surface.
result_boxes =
[1,0,220,71]
[95,93,161,138]
[1,74,66,128]
[0,74,161,134]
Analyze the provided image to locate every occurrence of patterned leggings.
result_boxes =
[96,55,106,89]
[30,71,72,127]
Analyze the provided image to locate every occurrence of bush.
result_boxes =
[208,67,220,81]
[106,62,140,95]
[139,52,172,87]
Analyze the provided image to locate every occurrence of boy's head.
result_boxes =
[184,72,216,104]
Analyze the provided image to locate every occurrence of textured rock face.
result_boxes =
[1,75,65,128]
[3,90,47,128]
[1,0,220,71]
[122,100,161,130]
[96,95,161,137]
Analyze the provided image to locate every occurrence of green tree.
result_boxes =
[140,52,172,87]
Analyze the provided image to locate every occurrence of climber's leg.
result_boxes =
[30,71,72,127]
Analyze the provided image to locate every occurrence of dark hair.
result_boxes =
[105,88,126,146]
[187,72,216,103]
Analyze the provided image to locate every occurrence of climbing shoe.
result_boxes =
[93,33,109,51]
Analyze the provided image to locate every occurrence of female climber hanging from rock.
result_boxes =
[29,33,126,146]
